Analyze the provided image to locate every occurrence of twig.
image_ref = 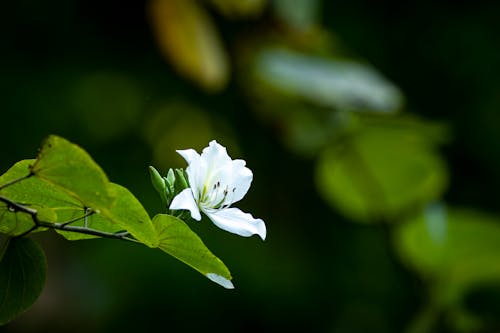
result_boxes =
[0,194,137,243]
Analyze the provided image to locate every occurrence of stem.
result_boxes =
[0,194,138,243]
[37,221,139,242]
[0,173,33,191]
[60,209,95,227]
[0,195,38,215]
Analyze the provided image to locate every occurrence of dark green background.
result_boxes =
[2,0,500,332]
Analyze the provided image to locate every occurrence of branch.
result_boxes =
[0,194,138,243]
[37,221,138,242]
[0,195,38,216]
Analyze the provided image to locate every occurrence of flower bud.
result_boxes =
[149,165,168,207]
[174,168,189,192]
[164,168,176,197]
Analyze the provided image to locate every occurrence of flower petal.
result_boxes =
[200,143,253,205]
[205,207,266,240]
[176,148,200,165]
[170,188,202,221]
[228,159,253,204]
[201,140,232,171]
[177,148,205,200]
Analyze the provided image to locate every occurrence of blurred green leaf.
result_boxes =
[316,119,448,222]
[31,135,115,210]
[149,0,229,91]
[209,0,266,18]
[396,207,500,297]
[153,214,233,288]
[253,48,404,113]
[279,107,355,157]
[0,237,47,325]
[272,0,319,31]
[396,206,500,332]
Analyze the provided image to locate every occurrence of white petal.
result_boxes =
[176,148,200,165]
[205,207,266,240]
[201,140,232,171]
[177,149,205,199]
[228,159,253,204]
[201,156,253,206]
[170,188,202,221]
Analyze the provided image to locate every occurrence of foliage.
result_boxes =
[0,135,234,324]
[2,0,500,332]
[144,1,500,331]
[0,237,46,325]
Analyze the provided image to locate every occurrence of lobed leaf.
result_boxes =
[0,159,83,213]
[30,135,115,210]
[0,142,157,247]
[0,159,105,238]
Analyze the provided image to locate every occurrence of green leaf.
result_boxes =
[396,207,500,295]
[0,157,157,246]
[30,135,115,210]
[254,48,404,113]
[53,208,122,241]
[0,237,47,325]
[0,160,83,215]
[56,183,159,247]
[316,120,448,223]
[0,159,112,239]
[0,203,55,237]
[100,184,159,248]
[395,206,500,331]
[0,203,35,236]
[153,214,233,288]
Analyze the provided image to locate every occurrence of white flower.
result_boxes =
[169,140,267,240]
